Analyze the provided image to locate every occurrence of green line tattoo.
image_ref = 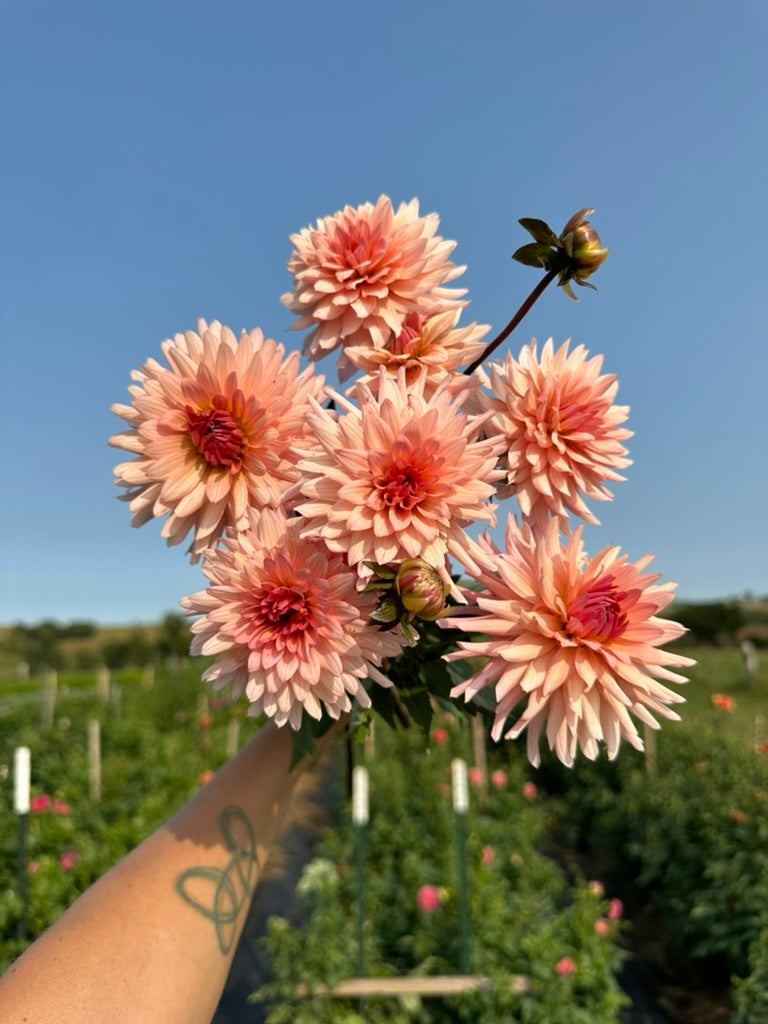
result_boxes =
[174,805,259,955]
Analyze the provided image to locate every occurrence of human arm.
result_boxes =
[0,721,326,1024]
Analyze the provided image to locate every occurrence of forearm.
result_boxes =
[0,722,304,1024]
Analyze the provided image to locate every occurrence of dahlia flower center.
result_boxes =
[392,315,425,357]
[255,582,312,635]
[565,579,628,643]
[374,459,428,510]
[187,394,246,469]
[341,224,387,280]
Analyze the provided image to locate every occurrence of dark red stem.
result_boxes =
[463,268,558,375]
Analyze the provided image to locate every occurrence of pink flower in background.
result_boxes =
[30,795,52,814]
[416,884,442,914]
[53,800,70,816]
[595,918,610,936]
[344,308,489,393]
[110,319,325,561]
[198,770,215,786]
[28,860,41,876]
[431,728,448,746]
[281,196,466,380]
[490,769,507,790]
[297,367,504,592]
[607,898,624,921]
[481,845,495,866]
[473,339,632,527]
[443,516,694,767]
[59,851,80,872]
[522,781,538,802]
[555,956,576,977]
[182,506,408,730]
[468,767,484,788]
[588,880,605,898]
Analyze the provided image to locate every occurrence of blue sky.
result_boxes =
[1,0,766,624]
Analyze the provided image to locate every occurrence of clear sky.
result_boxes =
[1,0,766,624]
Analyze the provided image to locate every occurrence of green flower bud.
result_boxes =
[394,559,450,621]
[560,209,609,284]
[513,208,608,301]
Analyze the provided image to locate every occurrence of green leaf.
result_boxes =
[512,242,554,269]
[519,217,560,247]
[370,597,399,624]
[362,560,396,579]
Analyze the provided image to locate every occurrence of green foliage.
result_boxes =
[671,601,745,645]
[0,659,258,971]
[543,720,768,996]
[257,722,627,1024]
[732,927,768,1024]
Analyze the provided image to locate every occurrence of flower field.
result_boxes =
[1,640,766,1021]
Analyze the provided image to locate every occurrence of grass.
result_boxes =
[668,643,768,748]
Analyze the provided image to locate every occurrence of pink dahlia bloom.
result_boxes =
[343,308,489,394]
[181,506,408,730]
[473,339,632,526]
[110,319,325,561]
[443,517,695,767]
[281,196,466,380]
[296,367,505,592]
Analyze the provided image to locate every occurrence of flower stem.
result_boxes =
[463,268,558,375]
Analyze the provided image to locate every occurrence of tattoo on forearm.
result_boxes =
[174,805,259,955]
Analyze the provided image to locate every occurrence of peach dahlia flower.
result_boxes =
[181,507,408,729]
[281,196,466,380]
[110,319,324,561]
[474,339,632,526]
[343,308,490,396]
[443,516,694,767]
[296,367,505,591]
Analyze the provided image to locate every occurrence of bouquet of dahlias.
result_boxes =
[110,196,694,767]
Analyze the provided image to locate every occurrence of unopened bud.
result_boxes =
[394,559,449,621]
[560,209,609,284]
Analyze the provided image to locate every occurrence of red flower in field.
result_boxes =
[281,196,466,380]
[555,956,576,977]
[468,767,484,788]
[595,918,610,936]
[431,728,448,746]
[53,800,70,816]
[490,769,507,790]
[711,694,735,712]
[443,517,694,767]
[197,713,213,730]
[30,795,52,814]
[59,851,80,872]
[28,860,40,876]
[607,898,624,921]
[522,781,538,802]
[110,319,325,561]
[481,845,495,866]
[416,884,442,914]
[198,770,215,786]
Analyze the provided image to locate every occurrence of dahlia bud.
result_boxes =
[512,208,608,301]
[559,209,609,288]
[394,559,449,621]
